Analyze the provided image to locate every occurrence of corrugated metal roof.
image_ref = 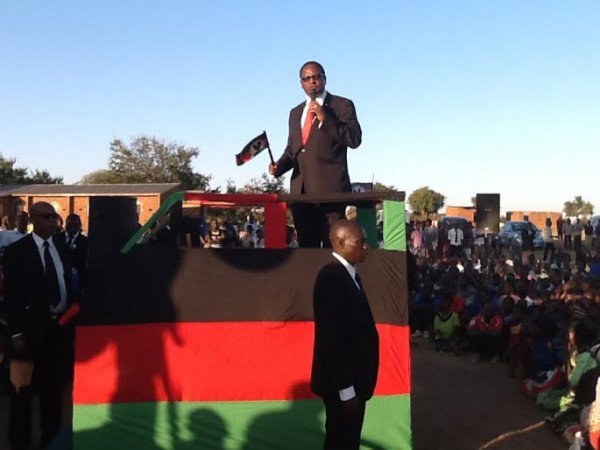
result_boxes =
[0,185,24,195]
[4,183,183,196]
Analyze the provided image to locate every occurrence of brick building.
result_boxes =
[0,183,182,232]
[445,206,476,223]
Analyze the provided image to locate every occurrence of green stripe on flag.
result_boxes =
[383,200,406,251]
[74,395,411,450]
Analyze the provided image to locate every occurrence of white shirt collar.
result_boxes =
[67,232,80,241]
[305,89,328,105]
[32,232,54,248]
[332,252,360,290]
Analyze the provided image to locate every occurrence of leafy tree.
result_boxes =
[563,196,594,217]
[0,154,62,184]
[408,186,445,217]
[240,173,287,194]
[372,182,397,192]
[26,169,63,184]
[225,178,238,194]
[80,136,211,190]
[79,169,123,184]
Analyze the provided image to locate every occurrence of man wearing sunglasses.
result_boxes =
[3,202,76,450]
[269,61,362,248]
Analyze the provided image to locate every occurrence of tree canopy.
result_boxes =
[372,182,397,192]
[408,186,445,217]
[0,155,63,184]
[79,136,211,190]
[563,196,594,217]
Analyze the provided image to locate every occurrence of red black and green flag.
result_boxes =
[73,225,411,448]
[235,131,270,166]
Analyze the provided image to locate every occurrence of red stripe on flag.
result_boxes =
[74,322,410,404]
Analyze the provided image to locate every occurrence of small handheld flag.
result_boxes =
[236,131,272,166]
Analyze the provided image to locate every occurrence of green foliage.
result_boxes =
[80,136,211,190]
[372,182,397,192]
[0,154,63,184]
[563,196,594,217]
[408,186,445,217]
[241,173,287,194]
[210,174,288,223]
[79,169,123,184]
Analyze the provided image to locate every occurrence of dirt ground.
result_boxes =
[411,339,566,450]
[0,343,569,450]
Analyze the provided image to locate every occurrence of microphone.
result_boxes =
[309,91,317,102]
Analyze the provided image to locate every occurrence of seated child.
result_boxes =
[546,320,599,433]
[467,302,503,362]
[434,295,460,353]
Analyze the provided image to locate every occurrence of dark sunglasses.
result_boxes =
[301,74,324,82]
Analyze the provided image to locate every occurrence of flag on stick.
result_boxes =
[236,131,270,166]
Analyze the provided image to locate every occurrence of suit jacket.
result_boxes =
[310,260,379,401]
[56,231,89,288]
[3,234,75,352]
[274,93,362,195]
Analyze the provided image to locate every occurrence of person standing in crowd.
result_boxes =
[1,215,16,231]
[447,223,464,258]
[269,61,362,248]
[0,212,29,253]
[556,215,564,241]
[311,220,378,449]
[4,202,76,450]
[239,224,256,249]
[572,218,584,252]
[563,218,573,250]
[542,218,555,262]
[423,219,438,259]
[57,214,89,290]
[410,221,423,256]
[584,220,594,250]
[207,219,224,249]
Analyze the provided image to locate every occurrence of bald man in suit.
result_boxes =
[4,202,76,449]
[311,220,379,449]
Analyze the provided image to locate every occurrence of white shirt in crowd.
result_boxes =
[0,229,28,250]
[447,227,464,246]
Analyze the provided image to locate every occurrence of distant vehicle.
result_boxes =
[440,216,470,232]
[497,221,543,248]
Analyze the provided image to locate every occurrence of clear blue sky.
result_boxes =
[1,1,599,214]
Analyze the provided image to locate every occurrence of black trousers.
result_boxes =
[9,321,74,450]
[543,242,555,261]
[323,396,366,450]
[291,203,345,248]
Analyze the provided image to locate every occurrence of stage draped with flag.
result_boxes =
[73,233,411,448]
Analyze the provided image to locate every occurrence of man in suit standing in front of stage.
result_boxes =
[269,61,362,248]
[311,220,379,450]
[4,201,75,450]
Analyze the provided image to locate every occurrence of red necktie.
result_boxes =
[301,109,315,145]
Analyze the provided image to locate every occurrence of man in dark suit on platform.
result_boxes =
[4,201,76,450]
[269,61,362,248]
[311,220,379,450]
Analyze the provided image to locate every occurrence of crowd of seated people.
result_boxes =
[408,219,600,448]
[176,213,300,249]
